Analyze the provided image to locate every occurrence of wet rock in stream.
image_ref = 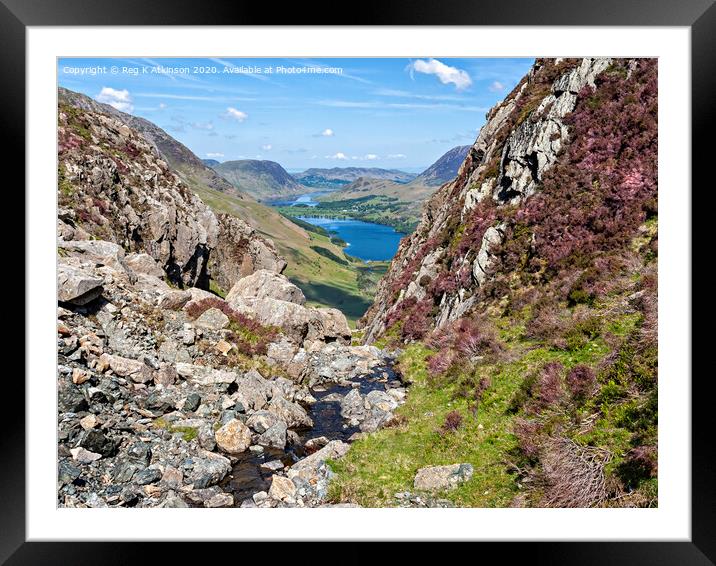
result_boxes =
[219,364,406,507]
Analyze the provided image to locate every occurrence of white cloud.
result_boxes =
[353,153,379,160]
[408,59,472,90]
[206,152,224,158]
[96,87,134,113]
[158,102,167,110]
[489,81,505,92]
[223,107,248,122]
[313,128,335,137]
[387,154,407,159]
[326,152,348,160]
[260,144,272,151]
[191,121,214,131]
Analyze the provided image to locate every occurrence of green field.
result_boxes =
[276,196,419,234]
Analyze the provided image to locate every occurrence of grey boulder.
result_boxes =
[413,463,474,492]
[226,269,305,305]
[58,263,103,305]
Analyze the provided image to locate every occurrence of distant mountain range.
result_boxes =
[310,145,473,232]
[294,167,416,189]
[411,145,470,186]
[319,145,470,204]
[207,160,306,202]
[322,176,435,203]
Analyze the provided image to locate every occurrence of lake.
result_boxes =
[267,192,326,207]
[297,216,404,262]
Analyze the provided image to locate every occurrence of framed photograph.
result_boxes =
[10,0,711,562]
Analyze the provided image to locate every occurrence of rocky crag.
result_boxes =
[362,58,652,340]
[57,103,406,508]
[58,103,283,291]
[58,87,240,198]
[338,58,658,508]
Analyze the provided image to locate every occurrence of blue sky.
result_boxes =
[58,57,534,172]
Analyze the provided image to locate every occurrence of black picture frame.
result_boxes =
[7,0,711,563]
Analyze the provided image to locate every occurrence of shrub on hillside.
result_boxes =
[185,297,278,356]
[526,304,568,343]
[513,418,543,460]
[619,445,658,484]
[402,298,434,341]
[186,297,254,328]
[634,266,658,351]
[385,296,434,342]
[466,375,493,415]
[599,330,657,394]
[427,316,503,358]
[512,361,567,415]
[540,437,612,508]
[427,348,458,376]
[564,311,602,351]
[439,410,463,436]
[534,361,565,409]
[566,364,597,401]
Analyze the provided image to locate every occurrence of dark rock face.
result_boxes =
[58,461,81,485]
[135,468,162,485]
[126,442,152,467]
[209,214,286,293]
[78,430,118,458]
[184,393,202,413]
[58,383,89,413]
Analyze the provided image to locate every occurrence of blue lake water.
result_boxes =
[297,216,405,262]
[268,192,325,207]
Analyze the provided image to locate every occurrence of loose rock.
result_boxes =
[268,475,296,502]
[214,419,252,454]
[413,463,474,492]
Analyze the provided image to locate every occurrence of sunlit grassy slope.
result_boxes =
[328,310,642,507]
